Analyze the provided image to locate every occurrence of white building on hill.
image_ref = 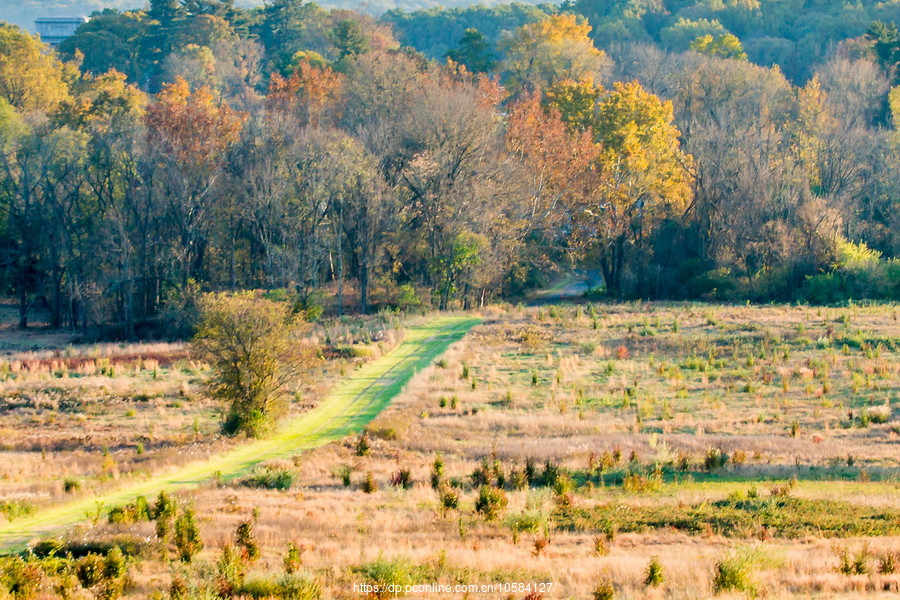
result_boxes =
[34,16,89,46]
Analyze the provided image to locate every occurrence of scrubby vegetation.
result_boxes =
[1,302,896,599]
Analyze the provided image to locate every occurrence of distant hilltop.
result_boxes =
[34,16,89,45]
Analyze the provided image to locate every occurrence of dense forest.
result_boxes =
[0,0,542,30]
[0,0,898,336]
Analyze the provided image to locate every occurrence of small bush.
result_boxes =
[474,486,508,521]
[644,556,664,587]
[284,543,304,575]
[592,580,615,600]
[355,557,413,600]
[360,472,378,494]
[152,491,177,521]
[439,488,459,513]
[389,468,413,489]
[63,477,81,494]
[622,472,660,493]
[216,545,245,597]
[0,556,43,599]
[235,521,260,562]
[504,511,544,543]
[75,554,106,588]
[174,508,203,563]
[704,448,729,471]
[241,466,295,491]
[355,434,371,457]
[337,465,352,487]
[278,573,323,600]
[836,544,871,575]
[0,500,34,521]
[712,548,775,595]
[538,461,560,487]
[878,552,897,574]
[369,426,399,441]
[237,572,324,600]
[430,456,445,489]
[238,575,280,598]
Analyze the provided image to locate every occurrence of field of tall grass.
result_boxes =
[0,303,897,599]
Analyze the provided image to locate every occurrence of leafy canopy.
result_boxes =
[192,293,310,437]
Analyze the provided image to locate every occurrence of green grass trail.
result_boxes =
[0,315,481,553]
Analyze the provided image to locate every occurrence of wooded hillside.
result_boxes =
[0,0,898,335]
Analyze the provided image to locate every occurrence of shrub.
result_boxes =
[505,511,544,543]
[538,461,560,487]
[0,557,43,599]
[470,460,492,487]
[474,486,508,521]
[238,575,279,598]
[241,466,295,491]
[592,580,615,600]
[389,468,413,489]
[395,284,421,311]
[704,448,729,471]
[360,472,378,494]
[152,491,177,521]
[192,293,310,437]
[31,536,147,560]
[622,472,660,493]
[284,543,304,574]
[103,546,128,580]
[108,503,143,525]
[712,547,775,595]
[235,521,260,562]
[277,573,322,600]
[63,477,80,494]
[355,557,413,600]
[216,545,245,597]
[878,552,897,575]
[836,544,871,575]
[337,465,352,487]
[239,573,322,600]
[75,554,106,588]
[439,489,459,513]
[430,456,445,489]
[174,508,203,563]
[524,457,537,483]
[531,537,549,557]
[644,556,664,587]
[509,468,528,490]
[0,501,33,521]
[355,433,371,456]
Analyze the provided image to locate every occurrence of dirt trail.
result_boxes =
[0,315,481,552]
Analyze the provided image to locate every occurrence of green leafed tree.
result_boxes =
[690,34,748,61]
[0,23,72,112]
[500,14,611,95]
[174,507,204,562]
[446,28,494,73]
[192,292,310,437]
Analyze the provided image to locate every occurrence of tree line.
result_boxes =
[0,0,898,336]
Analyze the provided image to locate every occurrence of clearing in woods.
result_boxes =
[0,314,481,552]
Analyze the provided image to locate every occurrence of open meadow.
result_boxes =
[0,302,898,599]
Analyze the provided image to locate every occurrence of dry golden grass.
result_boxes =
[5,303,900,599]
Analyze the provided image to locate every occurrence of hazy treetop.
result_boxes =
[1,0,548,30]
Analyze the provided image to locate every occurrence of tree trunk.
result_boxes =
[358,258,369,314]
[17,271,28,329]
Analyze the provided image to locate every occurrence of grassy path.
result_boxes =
[0,315,481,553]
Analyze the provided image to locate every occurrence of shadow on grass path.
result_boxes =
[0,314,482,553]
